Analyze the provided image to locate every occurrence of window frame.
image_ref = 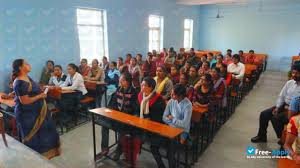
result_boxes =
[148,15,164,52]
[183,19,194,50]
[76,7,109,63]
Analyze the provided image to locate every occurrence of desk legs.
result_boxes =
[92,113,97,162]
[104,91,107,107]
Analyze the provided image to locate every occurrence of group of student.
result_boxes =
[3,47,257,167]
[87,48,252,168]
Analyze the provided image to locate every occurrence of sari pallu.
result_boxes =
[14,78,60,159]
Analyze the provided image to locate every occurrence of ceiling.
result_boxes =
[176,0,248,5]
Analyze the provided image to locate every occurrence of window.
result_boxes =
[76,8,108,63]
[148,15,164,52]
[183,19,193,50]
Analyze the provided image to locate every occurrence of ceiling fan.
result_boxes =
[209,7,224,19]
[216,8,224,18]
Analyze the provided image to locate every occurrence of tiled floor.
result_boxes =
[50,71,287,168]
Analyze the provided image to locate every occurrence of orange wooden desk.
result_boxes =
[278,158,300,168]
[89,108,183,164]
[84,81,107,107]
[192,106,208,123]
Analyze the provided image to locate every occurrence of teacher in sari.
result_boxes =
[12,59,60,159]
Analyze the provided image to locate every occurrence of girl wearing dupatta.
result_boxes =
[12,59,60,159]
[154,66,173,101]
[129,57,141,90]
[138,77,167,168]
[104,61,121,104]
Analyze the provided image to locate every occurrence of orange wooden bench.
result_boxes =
[292,56,300,64]
[278,158,300,168]
[245,64,258,76]
[195,50,222,58]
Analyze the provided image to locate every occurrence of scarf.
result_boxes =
[214,77,227,107]
[139,91,155,118]
[154,76,169,94]
[108,69,120,79]
[129,65,140,75]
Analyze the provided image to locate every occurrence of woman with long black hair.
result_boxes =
[12,59,60,159]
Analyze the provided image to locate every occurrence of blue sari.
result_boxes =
[13,77,60,159]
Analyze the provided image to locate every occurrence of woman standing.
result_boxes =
[12,59,60,159]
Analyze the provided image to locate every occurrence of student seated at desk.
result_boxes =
[211,68,227,107]
[125,53,132,65]
[48,65,66,86]
[100,56,109,75]
[215,54,224,69]
[224,49,233,65]
[244,50,255,64]
[78,58,91,77]
[129,57,141,90]
[86,59,105,82]
[193,74,215,109]
[227,54,245,82]
[220,63,232,86]
[164,47,176,66]
[179,73,194,101]
[139,77,167,168]
[188,66,200,87]
[239,50,244,63]
[40,60,54,85]
[136,54,144,68]
[100,73,139,163]
[207,52,217,68]
[176,48,186,68]
[180,61,191,75]
[169,65,179,85]
[104,61,121,104]
[163,84,193,145]
[117,57,127,73]
[58,63,88,123]
[60,64,87,95]
[198,61,211,76]
[142,52,157,78]
[186,48,197,67]
[154,66,173,101]
[12,59,60,159]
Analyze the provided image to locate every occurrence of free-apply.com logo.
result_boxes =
[246,146,289,159]
[247,146,256,155]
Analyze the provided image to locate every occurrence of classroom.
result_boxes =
[1,0,300,168]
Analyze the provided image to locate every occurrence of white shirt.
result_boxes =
[227,62,245,80]
[276,80,300,108]
[60,72,87,95]
[48,73,66,86]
